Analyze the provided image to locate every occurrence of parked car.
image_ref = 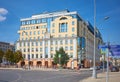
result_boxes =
[110,66,119,72]
[90,66,100,70]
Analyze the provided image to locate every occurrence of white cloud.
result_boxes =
[0,8,8,15]
[0,8,8,22]
[0,15,6,21]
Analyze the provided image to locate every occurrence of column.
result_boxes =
[48,40,51,58]
[73,39,77,58]
[42,40,45,58]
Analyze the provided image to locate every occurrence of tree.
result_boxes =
[13,50,23,64]
[5,49,23,64]
[0,50,4,63]
[53,47,69,67]
[5,49,14,64]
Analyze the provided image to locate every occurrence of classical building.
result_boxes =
[0,42,15,52]
[0,41,15,64]
[16,10,103,68]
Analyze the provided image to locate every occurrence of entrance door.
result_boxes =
[45,61,48,68]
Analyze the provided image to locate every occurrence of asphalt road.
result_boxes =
[0,69,94,82]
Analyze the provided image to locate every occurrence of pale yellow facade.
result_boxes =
[16,10,102,69]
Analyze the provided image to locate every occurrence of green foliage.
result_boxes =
[53,47,69,67]
[0,50,4,63]
[5,49,14,63]
[5,49,23,64]
[13,50,23,63]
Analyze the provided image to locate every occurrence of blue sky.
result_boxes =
[0,0,120,44]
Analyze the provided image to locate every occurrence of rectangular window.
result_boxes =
[25,32,28,35]
[45,47,48,55]
[70,46,73,50]
[30,32,32,35]
[36,54,38,58]
[32,48,34,52]
[70,40,73,44]
[24,54,26,59]
[40,54,42,58]
[28,55,30,59]
[26,21,30,25]
[55,41,57,45]
[32,42,34,46]
[72,21,75,25]
[28,48,30,52]
[38,31,40,34]
[36,19,41,24]
[65,40,68,44]
[70,53,73,58]
[40,48,42,52]
[51,47,53,51]
[19,43,21,47]
[21,21,25,25]
[52,29,54,33]
[65,46,68,50]
[60,40,63,45]
[24,49,26,52]
[31,20,36,24]
[51,55,53,58]
[40,42,42,46]
[59,23,68,32]
[36,48,38,52]
[32,54,34,58]
[72,27,75,32]
[51,41,53,45]
[34,31,36,35]
[36,42,38,46]
[45,55,48,58]
[45,41,48,45]
[52,23,55,27]
[41,18,46,23]
[24,42,26,46]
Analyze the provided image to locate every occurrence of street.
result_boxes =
[0,69,95,82]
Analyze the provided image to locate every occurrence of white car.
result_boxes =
[90,66,100,70]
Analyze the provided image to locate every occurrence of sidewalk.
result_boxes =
[80,72,120,82]
[0,67,88,72]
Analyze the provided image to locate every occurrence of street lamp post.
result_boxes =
[23,31,30,70]
[92,0,110,78]
[92,0,97,78]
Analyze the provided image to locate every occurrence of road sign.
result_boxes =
[98,45,108,49]
[100,48,107,54]
[110,45,120,56]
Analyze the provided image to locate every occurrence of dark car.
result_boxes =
[110,66,119,72]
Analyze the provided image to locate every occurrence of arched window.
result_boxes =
[60,17,67,20]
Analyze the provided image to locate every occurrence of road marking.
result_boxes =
[31,73,79,82]
[12,73,21,82]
